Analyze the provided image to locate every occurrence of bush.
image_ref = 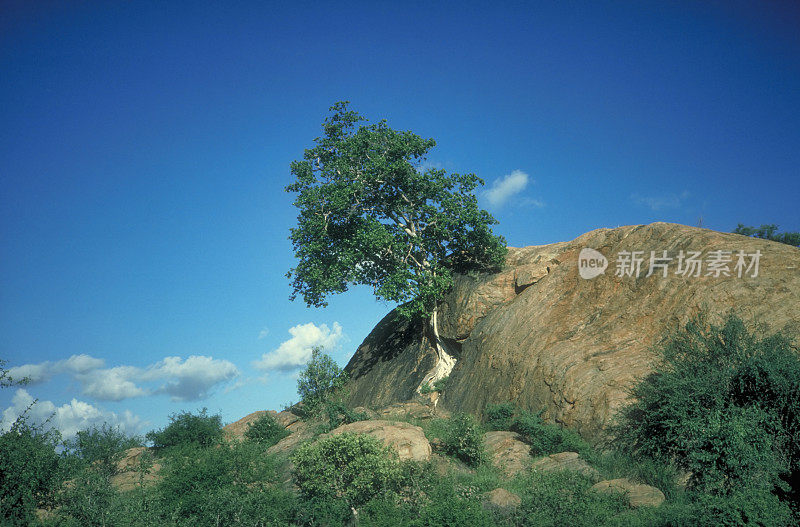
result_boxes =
[485,402,516,431]
[244,412,290,447]
[145,408,223,450]
[291,432,402,512]
[515,470,630,527]
[67,423,141,477]
[322,400,369,431]
[442,413,486,466]
[0,416,61,525]
[511,410,588,456]
[296,347,348,417]
[615,314,798,500]
[485,402,589,456]
[158,441,291,523]
[682,487,793,527]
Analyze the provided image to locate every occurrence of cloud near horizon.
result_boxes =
[254,322,344,372]
[0,388,144,439]
[485,170,530,208]
[7,353,240,402]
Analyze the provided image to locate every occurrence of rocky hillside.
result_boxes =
[344,222,800,439]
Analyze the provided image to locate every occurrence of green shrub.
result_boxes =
[66,423,141,477]
[615,314,798,500]
[158,441,290,523]
[296,347,348,417]
[515,470,630,527]
[682,487,793,527]
[415,492,494,527]
[291,432,402,511]
[485,402,516,431]
[442,413,486,466]
[243,412,290,447]
[322,400,369,431]
[56,468,119,527]
[145,408,223,450]
[0,416,62,525]
[510,409,588,456]
[432,376,449,393]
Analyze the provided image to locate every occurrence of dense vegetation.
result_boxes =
[733,223,800,247]
[1,315,797,525]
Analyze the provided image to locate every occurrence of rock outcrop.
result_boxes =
[345,223,800,439]
[483,431,532,477]
[531,451,600,481]
[591,478,666,508]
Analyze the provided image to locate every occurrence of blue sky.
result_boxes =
[2,1,798,439]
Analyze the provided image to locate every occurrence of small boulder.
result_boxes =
[591,478,665,508]
[484,488,522,509]
[483,431,532,477]
[326,420,431,461]
[531,451,600,482]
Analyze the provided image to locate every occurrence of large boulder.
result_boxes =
[531,451,600,481]
[591,478,666,508]
[325,420,431,461]
[483,431,532,477]
[345,223,800,439]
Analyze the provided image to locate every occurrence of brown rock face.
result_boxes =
[345,223,800,439]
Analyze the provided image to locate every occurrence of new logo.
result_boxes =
[578,248,608,279]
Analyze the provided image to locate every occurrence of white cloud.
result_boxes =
[7,362,51,384]
[77,366,148,401]
[258,328,270,340]
[6,353,240,402]
[146,356,240,401]
[62,354,105,373]
[7,353,106,385]
[631,191,690,211]
[485,170,529,207]
[0,389,144,440]
[254,322,343,372]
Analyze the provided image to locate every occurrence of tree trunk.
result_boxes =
[417,308,456,393]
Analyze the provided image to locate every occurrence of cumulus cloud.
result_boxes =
[77,366,148,401]
[254,322,343,372]
[0,389,143,439]
[8,353,106,384]
[7,353,240,403]
[145,356,240,401]
[485,170,529,207]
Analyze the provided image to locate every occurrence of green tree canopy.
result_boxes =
[733,223,800,247]
[286,102,507,320]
